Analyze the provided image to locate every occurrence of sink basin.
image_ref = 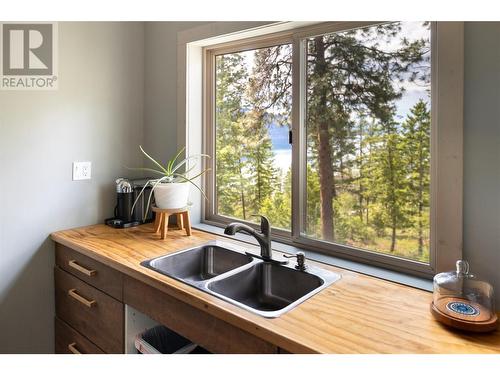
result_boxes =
[141,240,341,318]
[141,242,252,283]
[207,262,324,315]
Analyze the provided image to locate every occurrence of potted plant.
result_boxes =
[130,146,210,219]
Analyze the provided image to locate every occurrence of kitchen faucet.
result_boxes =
[224,215,280,262]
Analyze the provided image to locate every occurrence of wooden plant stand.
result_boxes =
[152,206,192,239]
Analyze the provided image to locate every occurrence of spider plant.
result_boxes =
[129,145,210,220]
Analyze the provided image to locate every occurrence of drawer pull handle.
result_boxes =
[68,288,96,308]
[68,260,97,277]
[68,342,81,354]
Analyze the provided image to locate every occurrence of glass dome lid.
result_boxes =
[431,260,497,332]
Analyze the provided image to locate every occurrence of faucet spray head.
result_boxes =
[223,225,237,235]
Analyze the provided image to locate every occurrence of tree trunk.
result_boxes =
[417,146,424,256]
[238,158,247,220]
[387,138,397,252]
[257,151,262,208]
[390,222,396,252]
[358,121,364,221]
[365,197,369,224]
[241,190,247,220]
[339,157,345,184]
[314,36,335,241]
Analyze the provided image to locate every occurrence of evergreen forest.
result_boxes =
[215,22,431,262]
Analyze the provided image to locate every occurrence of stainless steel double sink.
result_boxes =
[141,240,341,318]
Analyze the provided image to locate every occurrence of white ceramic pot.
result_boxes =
[153,182,190,209]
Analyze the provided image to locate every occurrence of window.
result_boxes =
[202,22,463,276]
[213,44,292,231]
[304,23,431,262]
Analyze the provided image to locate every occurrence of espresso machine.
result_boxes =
[105,178,155,228]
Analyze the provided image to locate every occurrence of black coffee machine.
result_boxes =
[105,178,155,228]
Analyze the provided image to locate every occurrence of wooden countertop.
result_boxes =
[51,224,500,353]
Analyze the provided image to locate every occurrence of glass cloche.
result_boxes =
[431,260,497,332]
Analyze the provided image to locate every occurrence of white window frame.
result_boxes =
[180,21,463,278]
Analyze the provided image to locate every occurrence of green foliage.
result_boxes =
[128,145,210,220]
[260,170,291,230]
[215,46,293,224]
[401,99,431,256]
[215,22,432,263]
[305,165,321,236]
[215,54,250,219]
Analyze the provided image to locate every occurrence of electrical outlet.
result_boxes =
[73,161,92,180]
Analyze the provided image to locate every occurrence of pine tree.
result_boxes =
[261,169,292,230]
[305,23,427,241]
[402,99,431,257]
[214,23,432,259]
[305,164,322,237]
[245,98,278,214]
[244,45,291,221]
[215,54,250,218]
[370,114,410,252]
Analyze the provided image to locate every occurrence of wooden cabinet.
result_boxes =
[54,245,124,354]
[124,276,278,354]
[52,225,500,354]
[55,243,123,300]
[55,267,124,353]
[54,243,279,354]
[55,317,105,354]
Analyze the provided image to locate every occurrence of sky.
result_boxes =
[386,21,431,119]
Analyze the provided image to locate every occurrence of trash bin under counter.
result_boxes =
[135,325,210,354]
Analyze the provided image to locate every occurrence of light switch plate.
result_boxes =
[73,161,91,180]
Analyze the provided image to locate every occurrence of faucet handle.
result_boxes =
[250,214,270,234]
[283,252,307,271]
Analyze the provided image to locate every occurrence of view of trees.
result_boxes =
[215,22,431,262]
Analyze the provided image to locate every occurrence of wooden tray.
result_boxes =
[431,297,498,332]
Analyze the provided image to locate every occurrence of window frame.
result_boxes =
[203,34,295,239]
[201,21,463,277]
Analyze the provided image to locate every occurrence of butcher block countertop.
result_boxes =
[51,224,500,353]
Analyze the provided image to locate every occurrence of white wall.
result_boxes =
[463,22,500,308]
[0,22,144,353]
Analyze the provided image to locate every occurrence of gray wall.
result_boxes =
[463,22,500,308]
[0,22,144,353]
[143,22,269,160]
[143,22,208,162]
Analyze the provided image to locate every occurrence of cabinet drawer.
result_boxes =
[55,267,124,353]
[55,317,105,354]
[55,243,122,300]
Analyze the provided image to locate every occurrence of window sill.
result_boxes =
[193,222,433,292]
